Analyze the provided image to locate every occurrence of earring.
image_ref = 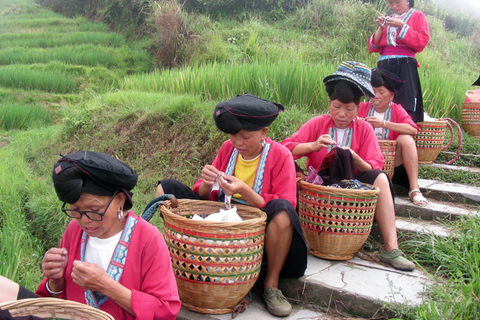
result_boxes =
[117,210,124,220]
[262,139,265,147]
[327,111,332,118]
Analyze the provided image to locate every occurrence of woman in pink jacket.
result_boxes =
[0,151,181,320]
[368,0,430,122]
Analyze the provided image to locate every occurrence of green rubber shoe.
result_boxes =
[380,249,415,271]
[263,288,292,317]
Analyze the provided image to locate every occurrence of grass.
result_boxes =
[0,0,480,317]
[0,100,51,130]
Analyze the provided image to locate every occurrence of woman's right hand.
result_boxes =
[311,134,336,152]
[375,14,387,28]
[42,248,68,280]
[201,165,220,186]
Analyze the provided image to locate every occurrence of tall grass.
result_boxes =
[122,60,336,111]
[0,32,126,49]
[0,45,118,67]
[0,100,51,130]
[0,65,77,93]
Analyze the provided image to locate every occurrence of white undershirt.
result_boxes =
[373,111,385,139]
[335,128,347,147]
[84,231,122,271]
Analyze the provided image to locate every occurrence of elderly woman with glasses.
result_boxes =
[0,151,181,320]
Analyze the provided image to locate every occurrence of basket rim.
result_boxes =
[0,297,114,320]
[160,199,267,227]
[298,180,380,196]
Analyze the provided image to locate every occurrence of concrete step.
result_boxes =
[177,254,431,320]
[176,179,478,320]
[418,178,480,205]
[394,196,478,221]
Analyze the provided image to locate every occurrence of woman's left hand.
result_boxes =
[217,174,245,196]
[71,260,110,292]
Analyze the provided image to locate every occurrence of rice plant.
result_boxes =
[0,65,78,93]
[0,100,51,130]
[0,31,126,49]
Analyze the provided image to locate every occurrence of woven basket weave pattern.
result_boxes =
[298,181,379,260]
[160,199,266,314]
[378,140,396,179]
[461,102,480,138]
[0,298,114,320]
[414,121,447,164]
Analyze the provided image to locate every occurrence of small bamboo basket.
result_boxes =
[461,102,480,138]
[414,120,447,164]
[298,180,379,260]
[159,199,267,315]
[0,298,114,319]
[378,140,396,179]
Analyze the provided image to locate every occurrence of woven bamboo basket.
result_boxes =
[461,102,480,138]
[414,120,447,164]
[0,298,114,319]
[378,140,396,179]
[297,180,379,260]
[159,199,267,315]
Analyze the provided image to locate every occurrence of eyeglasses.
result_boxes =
[61,191,119,221]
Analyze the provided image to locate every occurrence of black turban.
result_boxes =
[52,151,138,210]
[371,68,405,94]
[213,93,285,134]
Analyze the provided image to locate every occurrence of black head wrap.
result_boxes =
[213,93,285,134]
[473,74,480,86]
[325,80,364,106]
[371,68,405,94]
[52,151,138,210]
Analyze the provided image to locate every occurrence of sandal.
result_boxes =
[409,189,428,207]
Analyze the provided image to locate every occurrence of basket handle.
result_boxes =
[438,118,463,165]
[141,194,178,222]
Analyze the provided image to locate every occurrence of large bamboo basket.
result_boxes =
[159,199,267,315]
[297,180,379,260]
[378,140,396,179]
[0,298,114,319]
[461,102,480,138]
[414,120,447,164]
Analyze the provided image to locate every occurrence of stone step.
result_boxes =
[394,196,478,221]
[394,178,480,206]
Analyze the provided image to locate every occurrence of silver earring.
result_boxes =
[262,139,265,147]
[117,210,124,220]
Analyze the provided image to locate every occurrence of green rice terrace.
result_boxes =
[0,0,479,318]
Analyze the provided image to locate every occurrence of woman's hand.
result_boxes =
[71,260,110,292]
[342,147,372,172]
[42,248,68,280]
[217,174,246,196]
[364,116,384,128]
[384,17,405,28]
[312,134,336,152]
[375,14,387,28]
[201,165,220,186]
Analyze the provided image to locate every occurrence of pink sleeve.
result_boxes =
[354,121,384,170]
[368,33,382,53]
[397,11,430,53]
[260,143,297,208]
[130,223,181,320]
[281,116,324,159]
